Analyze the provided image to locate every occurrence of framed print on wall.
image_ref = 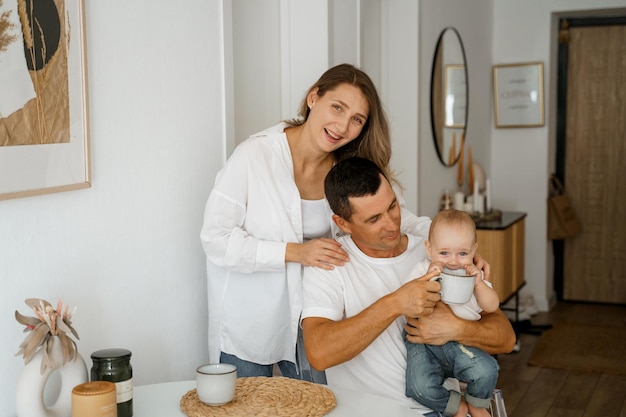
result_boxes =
[493,62,544,128]
[0,0,90,201]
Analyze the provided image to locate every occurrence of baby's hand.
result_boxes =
[428,261,444,275]
[464,264,483,285]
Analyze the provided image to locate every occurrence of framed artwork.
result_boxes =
[444,64,467,128]
[493,62,544,128]
[0,0,90,201]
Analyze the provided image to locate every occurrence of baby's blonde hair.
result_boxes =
[429,209,477,244]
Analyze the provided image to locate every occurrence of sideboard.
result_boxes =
[475,211,527,304]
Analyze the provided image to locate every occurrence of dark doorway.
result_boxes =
[554,15,626,303]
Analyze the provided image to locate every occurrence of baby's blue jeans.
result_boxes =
[405,340,499,416]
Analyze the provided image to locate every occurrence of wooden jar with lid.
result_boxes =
[72,381,117,417]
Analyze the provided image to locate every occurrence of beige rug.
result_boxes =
[528,323,626,375]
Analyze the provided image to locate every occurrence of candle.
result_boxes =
[454,192,465,210]
[486,178,492,213]
[72,381,117,417]
[476,193,485,214]
[473,180,479,212]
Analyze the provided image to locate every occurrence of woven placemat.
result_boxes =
[180,377,336,417]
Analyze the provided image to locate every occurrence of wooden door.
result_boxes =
[557,19,626,303]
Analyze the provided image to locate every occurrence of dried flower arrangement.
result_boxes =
[15,298,80,374]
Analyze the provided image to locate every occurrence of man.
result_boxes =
[301,157,516,416]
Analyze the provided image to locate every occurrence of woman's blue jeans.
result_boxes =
[220,352,300,379]
[219,325,327,383]
[405,341,499,416]
[219,341,327,383]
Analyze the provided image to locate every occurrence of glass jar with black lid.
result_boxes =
[91,348,133,417]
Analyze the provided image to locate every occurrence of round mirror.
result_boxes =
[430,27,468,167]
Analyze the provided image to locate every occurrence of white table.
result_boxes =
[134,380,424,417]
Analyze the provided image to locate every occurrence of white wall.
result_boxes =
[417,0,494,217]
[330,0,360,66]
[231,0,281,143]
[491,0,626,310]
[0,1,225,414]
[230,0,330,145]
[382,1,420,212]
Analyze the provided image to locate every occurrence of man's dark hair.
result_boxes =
[325,157,388,221]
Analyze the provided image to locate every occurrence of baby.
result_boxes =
[405,209,500,417]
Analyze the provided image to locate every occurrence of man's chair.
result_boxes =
[490,389,507,417]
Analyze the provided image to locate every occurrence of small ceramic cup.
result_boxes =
[196,364,237,406]
[430,267,475,305]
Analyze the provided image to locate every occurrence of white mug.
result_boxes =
[196,363,237,406]
[430,267,475,305]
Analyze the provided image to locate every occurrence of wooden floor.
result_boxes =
[496,302,626,417]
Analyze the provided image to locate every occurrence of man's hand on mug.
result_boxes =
[394,270,441,318]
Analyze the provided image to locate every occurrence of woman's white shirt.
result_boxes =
[201,123,332,365]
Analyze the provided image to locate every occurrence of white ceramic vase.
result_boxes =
[15,336,88,417]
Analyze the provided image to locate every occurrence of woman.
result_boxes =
[201,63,432,378]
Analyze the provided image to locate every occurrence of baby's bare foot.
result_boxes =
[468,404,491,417]
[453,400,469,417]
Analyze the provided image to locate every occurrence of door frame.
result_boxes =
[553,15,626,301]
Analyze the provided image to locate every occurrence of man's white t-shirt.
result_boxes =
[302,233,432,412]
